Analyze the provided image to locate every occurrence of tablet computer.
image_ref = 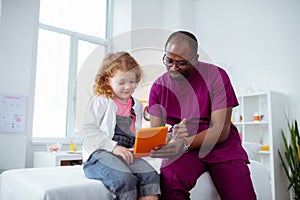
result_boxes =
[133,126,168,157]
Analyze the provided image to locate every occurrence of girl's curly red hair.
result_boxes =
[94,51,143,98]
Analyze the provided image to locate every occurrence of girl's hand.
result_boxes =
[172,118,188,140]
[112,145,134,164]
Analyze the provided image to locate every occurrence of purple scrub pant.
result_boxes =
[159,151,256,200]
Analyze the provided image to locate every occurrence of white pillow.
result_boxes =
[248,160,272,200]
[242,142,262,161]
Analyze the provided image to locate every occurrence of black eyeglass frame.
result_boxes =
[162,54,196,69]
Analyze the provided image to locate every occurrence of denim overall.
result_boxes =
[83,98,160,200]
[112,102,136,148]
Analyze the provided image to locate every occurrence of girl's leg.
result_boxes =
[83,150,137,200]
[139,195,158,200]
[128,158,160,199]
[159,151,207,200]
[208,159,256,200]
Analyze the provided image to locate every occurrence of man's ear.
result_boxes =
[193,54,199,64]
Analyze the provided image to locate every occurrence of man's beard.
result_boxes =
[168,70,185,80]
[168,68,192,80]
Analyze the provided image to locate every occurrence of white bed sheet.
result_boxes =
[0,165,112,200]
[0,159,271,200]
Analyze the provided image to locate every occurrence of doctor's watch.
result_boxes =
[181,138,190,153]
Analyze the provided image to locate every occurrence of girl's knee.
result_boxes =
[142,171,160,184]
[117,172,138,190]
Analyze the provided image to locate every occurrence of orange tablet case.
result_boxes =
[133,126,168,157]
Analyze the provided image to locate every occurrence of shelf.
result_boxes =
[233,91,289,199]
[244,121,268,125]
[34,151,83,167]
[238,91,269,97]
[258,150,270,154]
[234,121,268,126]
[233,122,243,126]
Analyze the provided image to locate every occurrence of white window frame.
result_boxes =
[33,0,112,142]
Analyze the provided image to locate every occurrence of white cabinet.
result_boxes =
[232,91,289,200]
[34,151,83,167]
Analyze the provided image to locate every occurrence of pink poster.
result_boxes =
[0,94,27,133]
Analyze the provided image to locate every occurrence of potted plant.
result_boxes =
[278,119,300,200]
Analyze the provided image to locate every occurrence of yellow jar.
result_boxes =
[261,145,270,151]
[70,141,78,152]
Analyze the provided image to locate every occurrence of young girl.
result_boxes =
[78,52,160,200]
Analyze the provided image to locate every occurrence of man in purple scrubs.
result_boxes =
[148,31,256,200]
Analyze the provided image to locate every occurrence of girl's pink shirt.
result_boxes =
[113,97,135,134]
[113,97,132,116]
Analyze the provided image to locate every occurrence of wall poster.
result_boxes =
[0,94,27,133]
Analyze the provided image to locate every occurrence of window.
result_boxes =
[33,0,110,138]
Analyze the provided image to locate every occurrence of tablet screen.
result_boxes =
[133,126,168,157]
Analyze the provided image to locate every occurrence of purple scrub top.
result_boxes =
[148,61,249,163]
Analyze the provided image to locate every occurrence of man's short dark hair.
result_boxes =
[165,31,198,55]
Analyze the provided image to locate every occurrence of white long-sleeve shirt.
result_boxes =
[78,95,143,162]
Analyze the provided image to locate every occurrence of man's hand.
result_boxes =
[149,139,184,158]
[112,145,134,164]
[172,118,188,140]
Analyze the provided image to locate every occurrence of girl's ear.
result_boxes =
[104,75,110,85]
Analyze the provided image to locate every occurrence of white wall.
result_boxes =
[111,0,201,88]
[0,0,39,170]
[111,0,132,36]
[0,0,2,21]
[194,0,300,120]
